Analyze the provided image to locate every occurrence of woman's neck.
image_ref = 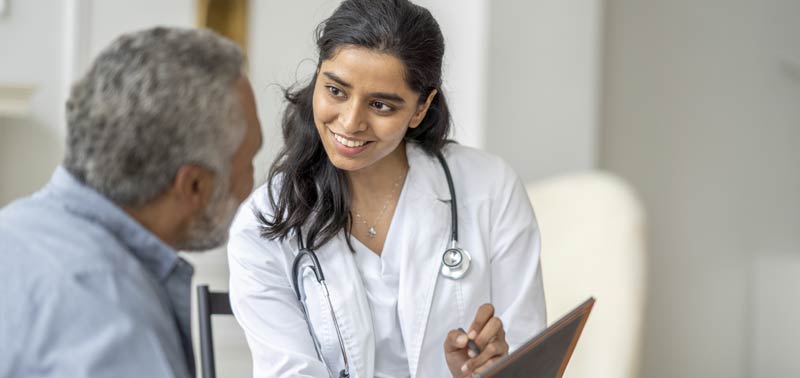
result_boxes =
[346,142,409,205]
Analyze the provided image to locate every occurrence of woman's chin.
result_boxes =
[327,155,371,172]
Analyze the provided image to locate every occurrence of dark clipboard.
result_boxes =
[475,297,595,378]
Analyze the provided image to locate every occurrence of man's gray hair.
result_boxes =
[64,27,246,207]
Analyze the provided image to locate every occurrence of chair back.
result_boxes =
[196,285,233,378]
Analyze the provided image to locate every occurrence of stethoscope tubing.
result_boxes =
[292,245,351,377]
[434,151,459,244]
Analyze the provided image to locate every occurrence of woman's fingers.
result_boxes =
[444,328,469,352]
[462,307,509,375]
[467,303,495,338]
[462,336,508,374]
[474,316,504,349]
[444,329,472,378]
[453,303,509,376]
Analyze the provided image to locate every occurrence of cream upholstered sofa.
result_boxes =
[526,172,646,378]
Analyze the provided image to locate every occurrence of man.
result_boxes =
[0,27,262,377]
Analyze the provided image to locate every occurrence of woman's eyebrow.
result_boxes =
[323,72,352,88]
[322,71,406,104]
[370,92,405,104]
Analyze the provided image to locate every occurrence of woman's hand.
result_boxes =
[444,303,509,377]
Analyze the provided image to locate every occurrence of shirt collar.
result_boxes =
[43,166,181,281]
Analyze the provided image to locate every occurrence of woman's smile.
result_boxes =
[329,129,373,157]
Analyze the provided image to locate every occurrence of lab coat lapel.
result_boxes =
[313,236,375,378]
[396,143,453,377]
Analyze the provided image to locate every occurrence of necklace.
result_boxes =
[352,169,407,238]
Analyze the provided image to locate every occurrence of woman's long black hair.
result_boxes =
[258,0,452,251]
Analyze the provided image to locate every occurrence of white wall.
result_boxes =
[86,0,194,58]
[485,0,602,182]
[416,0,487,149]
[0,0,64,132]
[0,0,66,204]
[601,1,800,377]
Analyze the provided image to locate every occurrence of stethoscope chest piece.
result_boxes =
[440,246,471,280]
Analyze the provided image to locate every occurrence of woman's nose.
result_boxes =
[339,101,367,133]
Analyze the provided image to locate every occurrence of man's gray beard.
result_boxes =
[179,176,241,252]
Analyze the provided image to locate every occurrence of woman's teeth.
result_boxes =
[334,133,367,148]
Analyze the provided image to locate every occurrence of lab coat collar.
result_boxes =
[404,142,453,203]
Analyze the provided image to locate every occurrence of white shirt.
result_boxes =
[228,142,547,378]
[352,237,410,378]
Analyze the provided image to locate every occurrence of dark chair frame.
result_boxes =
[196,285,233,378]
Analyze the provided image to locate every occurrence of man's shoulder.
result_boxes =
[0,206,171,327]
[0,257,186,378]
[0,219,152,309]
[0,195,137,284]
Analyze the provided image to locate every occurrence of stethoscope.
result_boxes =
[291,151,471,378]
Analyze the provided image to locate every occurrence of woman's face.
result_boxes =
[312,45,435,173]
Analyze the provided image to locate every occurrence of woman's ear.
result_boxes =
[409,89,438,129]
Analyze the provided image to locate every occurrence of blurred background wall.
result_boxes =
[1,0,799,377]
[0,1,66,204]
[602,1,800,377]
[486,0,602,181]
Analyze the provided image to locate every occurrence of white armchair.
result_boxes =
[526,171,646,378]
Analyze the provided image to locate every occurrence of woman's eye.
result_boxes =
[327,86,344,97]
[371,101,393,113]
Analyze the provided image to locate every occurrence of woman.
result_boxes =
[227,0,546,376]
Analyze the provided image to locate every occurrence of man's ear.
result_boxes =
[409,89,438,129]
[171,164,216,213]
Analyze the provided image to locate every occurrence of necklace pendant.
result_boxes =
[367,227,377,238]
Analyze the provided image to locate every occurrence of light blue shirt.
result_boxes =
[0,167,195,378]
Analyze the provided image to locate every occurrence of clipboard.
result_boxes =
[475,297,595,378]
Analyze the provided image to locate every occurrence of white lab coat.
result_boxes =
[228,142,546,378]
